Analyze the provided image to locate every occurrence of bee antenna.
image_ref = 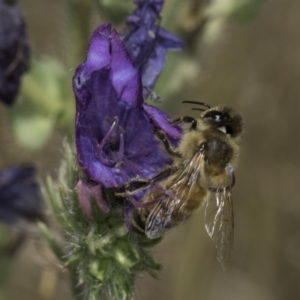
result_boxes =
[191,108,205,111]
[182,100,211,109]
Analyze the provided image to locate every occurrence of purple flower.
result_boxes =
[0,0,30,105]
[0,165,43,224]
[73,23,180,188]
[121,0,183,97]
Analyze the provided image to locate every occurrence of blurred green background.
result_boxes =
[1,0,300,299]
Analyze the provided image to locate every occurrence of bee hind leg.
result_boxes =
[115,166,177,197]
[124,206,146,234]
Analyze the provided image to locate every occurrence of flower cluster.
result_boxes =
[73,23,181,191]
[58,1,184,298]
[0,0,30,105]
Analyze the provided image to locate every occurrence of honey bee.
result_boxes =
[119,101,244,268]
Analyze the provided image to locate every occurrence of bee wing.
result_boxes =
[146,152,204,239]
[145,194,179,239]
[204,167,235,269]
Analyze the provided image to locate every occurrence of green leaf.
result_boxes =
[8,57,74,149]
[21,58,65,113]
[9,103,55,149]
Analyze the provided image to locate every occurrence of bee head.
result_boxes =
[202,106,244,138]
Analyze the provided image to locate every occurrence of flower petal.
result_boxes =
[143,104,181,138]
[110,29,143,106]
[73,23,112,103]
[76,179,110,217]
[122,0,184,96]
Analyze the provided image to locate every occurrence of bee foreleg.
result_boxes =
[154,128,182,157]
[168,116,197,131]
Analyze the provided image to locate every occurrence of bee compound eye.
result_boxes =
[204,111,223,122]
[204,111,233,123]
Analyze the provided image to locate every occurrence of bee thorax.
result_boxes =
[204,137,233,172]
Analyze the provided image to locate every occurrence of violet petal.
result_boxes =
[143,103,181,138]
[122,0,184,97]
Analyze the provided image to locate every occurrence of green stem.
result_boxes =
[70,270,85,300]
[67,0,93,69]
